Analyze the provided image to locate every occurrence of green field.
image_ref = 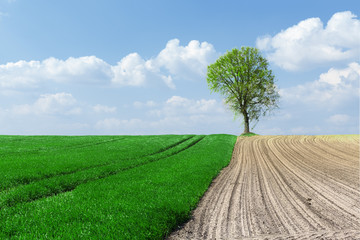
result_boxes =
[0,134,236,239]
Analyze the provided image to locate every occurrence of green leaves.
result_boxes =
[207,47,280,132]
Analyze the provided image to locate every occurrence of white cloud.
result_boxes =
[12,92,81,115]
[165,95,190,107]
[0,56,112,88]
[95,96,233,134]
[0,39,217,90]
[149,39,218,80]
[161,75,176,89]
[264,63,359,135]
[257,11,360,71]
[319,62,360,85]
[280,62,360,107]
[111,53,148,86]
[159,96,223,117]
[327,114,351,125]
[0,60,42,88]
[93,104,116,113]
[43,56,112,84]
[111,39,217,88]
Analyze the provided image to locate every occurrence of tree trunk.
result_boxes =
[243,112,250,134]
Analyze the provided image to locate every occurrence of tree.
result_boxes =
[206,47,279,134]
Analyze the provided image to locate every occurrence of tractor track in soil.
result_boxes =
[168,135,360,240]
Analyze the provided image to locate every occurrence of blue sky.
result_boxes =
[0,0,359,135]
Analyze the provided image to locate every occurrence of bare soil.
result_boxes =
[168,135,360,240]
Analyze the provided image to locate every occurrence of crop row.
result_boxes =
[0,135,194,191]
[0,135,205,208]
[0,134,237,239]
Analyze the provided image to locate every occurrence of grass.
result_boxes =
[240,132,258,137]
[0,134,237,239]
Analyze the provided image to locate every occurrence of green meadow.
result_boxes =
[0,134,236,239]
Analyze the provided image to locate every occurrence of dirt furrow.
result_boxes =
[267,138,359,223]
[168,135,360,239]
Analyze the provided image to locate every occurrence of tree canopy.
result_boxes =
[207,47,280,134]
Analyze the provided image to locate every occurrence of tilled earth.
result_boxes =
[168,135,360,240]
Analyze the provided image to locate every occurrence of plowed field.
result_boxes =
[168,135,360,240]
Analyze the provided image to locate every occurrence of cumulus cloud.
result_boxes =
[43,56,112,84]
[280,62,360,107]
[12,92,81,115]
[149,39,218,80]
[257,11,360,71]
[255,63,359,135]
[318,62,360,85]
[161,75,176,89]
[111,39,217,88]
[0,56,112,88]
[111,53,148,86]
[0,39,217,90]
[0,60,43,88]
